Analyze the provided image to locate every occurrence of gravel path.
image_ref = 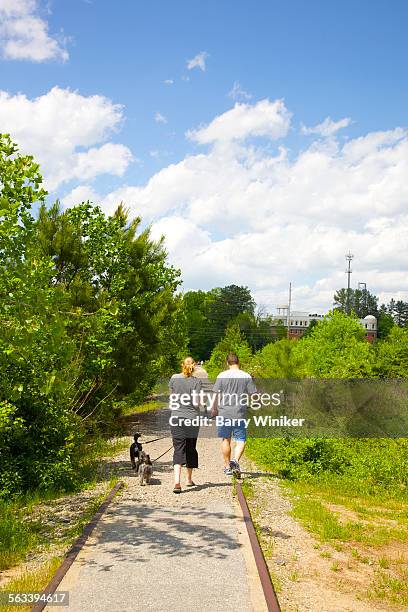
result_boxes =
[48,414,266,612]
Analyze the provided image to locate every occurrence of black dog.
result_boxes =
[130,433,143,471]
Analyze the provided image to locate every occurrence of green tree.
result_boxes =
[183,285,256,360]
[0,135,82,496]
[270,321,288,340]
[375,326,408,377]
[183,290,214,360]
[232,311,274,351]
[390,300,408,327]
[333,288,378,318]
[0,135,186,496]
[294,310,375,378]
[206,284,255,341]
[36,201,183,407]
[205,324,253,378]
[250,338,302,378]
[302,318,319,338]
[377,304,395,339]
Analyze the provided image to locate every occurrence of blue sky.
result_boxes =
[1,0,408,311]
[3,0,408,185]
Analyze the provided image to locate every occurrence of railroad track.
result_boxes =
[236,480,281,612]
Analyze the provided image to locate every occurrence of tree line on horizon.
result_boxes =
[184,284,408,362]
[333,287,408,334]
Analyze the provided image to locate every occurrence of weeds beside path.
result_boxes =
[242,458,408,611]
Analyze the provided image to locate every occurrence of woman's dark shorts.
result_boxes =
[171,419,200,468]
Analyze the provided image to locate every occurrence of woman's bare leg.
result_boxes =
[186,467,193,484]
[174,463,181,485]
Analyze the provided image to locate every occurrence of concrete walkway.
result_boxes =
[47,426,267,612]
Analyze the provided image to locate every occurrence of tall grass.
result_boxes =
[0,502,38,571]
[0,557,62,612]
[0,435,126,573]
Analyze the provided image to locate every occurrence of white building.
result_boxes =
[270,306,377,341]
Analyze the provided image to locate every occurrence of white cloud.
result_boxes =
[228,81,252,101]
[301,116,351,137]
[0,86,133,190]
[164,79,174,85]
[0,0,69,62]
[187,99,291,144]
[26,96,408,311]
[90,99,408,311]
[186,51,208,72]
[155,111,168,124]
[61,184,99,209]
[72,143,133,181]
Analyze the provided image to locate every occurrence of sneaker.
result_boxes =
[229,460,241,479]
[223,466,233,476]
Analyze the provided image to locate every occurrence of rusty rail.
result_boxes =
[236,480,281,612]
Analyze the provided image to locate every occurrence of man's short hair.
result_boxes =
[227,352,239,365]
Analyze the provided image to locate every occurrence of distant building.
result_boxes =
[361,314,377,342]
[270,306,377,342]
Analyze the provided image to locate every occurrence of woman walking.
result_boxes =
[169,357,202,494]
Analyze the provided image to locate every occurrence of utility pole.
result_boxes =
[287,282,292,339]
[345,252,354,314]
[358,282,367,316]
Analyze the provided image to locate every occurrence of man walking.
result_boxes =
[211,352,256,478]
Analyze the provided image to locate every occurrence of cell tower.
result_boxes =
[345,252,354,314]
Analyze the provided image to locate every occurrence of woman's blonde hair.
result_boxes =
[181,356,195,377]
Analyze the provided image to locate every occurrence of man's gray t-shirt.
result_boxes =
[169,374,202,418]
[213,369,257,418]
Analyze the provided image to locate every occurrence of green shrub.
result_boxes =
[250,338,302,378]
[246,438,408,500]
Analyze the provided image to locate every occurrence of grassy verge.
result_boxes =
[78,436,128,485]
[286,484,408,546]
[0,399,156,588]
[245,439,408,607]
[0,432,127,574]
[0,557,62,612]
[284,480,408,606]
[0,502,39,572]
[246,438,408,501]
[116,399,166,417]
[0,481,114,573]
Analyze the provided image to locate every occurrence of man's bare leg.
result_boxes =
[222,438,231,466]
[233,441,246,463]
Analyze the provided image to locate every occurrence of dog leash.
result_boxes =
[141,435,168,445]
[151,445,173,462]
